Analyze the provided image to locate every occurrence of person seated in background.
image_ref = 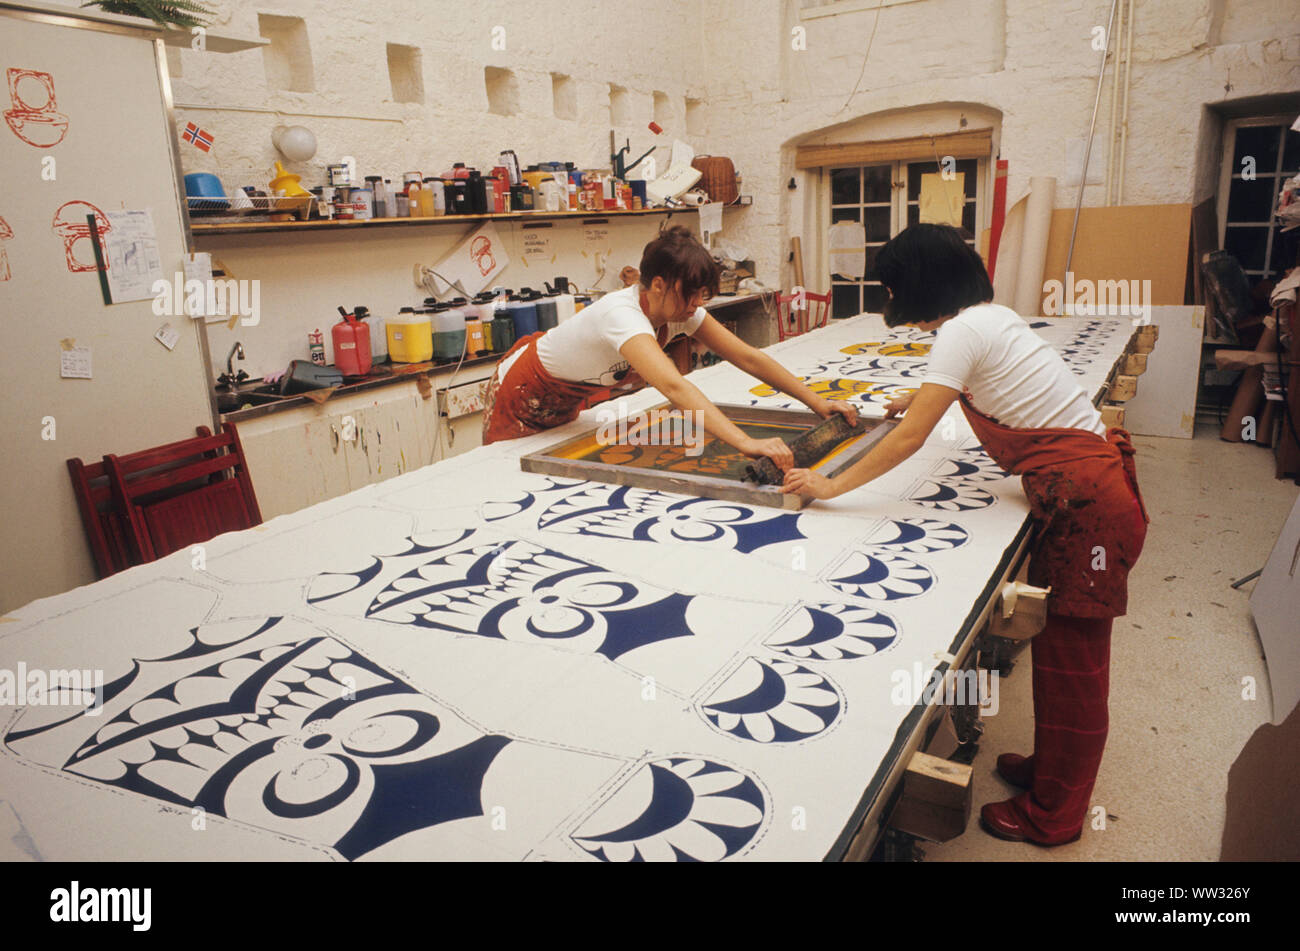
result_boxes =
[482,224,856,466]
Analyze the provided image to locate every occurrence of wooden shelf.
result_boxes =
[190,204,733,238]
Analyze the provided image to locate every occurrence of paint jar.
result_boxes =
[507,290,540,339]
[309,328,326,365]
[491,311,516,353]
[358,306,386,362]
[433,304,468,361]
[536,294,559,331]
[353,186,373,219]
[333,185,354,219]
[387,309,433,363]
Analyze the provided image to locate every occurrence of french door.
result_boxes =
[828,157,984,318]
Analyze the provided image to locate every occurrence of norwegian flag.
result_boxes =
[182,121,214,152]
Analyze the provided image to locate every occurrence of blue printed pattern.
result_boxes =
[906,479,997,512]
[859,517,970,553]
[571,757,765,861]
[6,620,509,862]
[763,602,900,661]
[308,532,695,661]
[525,484,806,554]
[929,447,1007,483]
[701,658,842,743]
[1057,320,1118,376]
[823,549,934,600]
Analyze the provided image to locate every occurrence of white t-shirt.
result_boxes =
[520,285,707,387]
[924,303,1106,437]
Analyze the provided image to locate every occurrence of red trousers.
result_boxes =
[1013,612,1112,837]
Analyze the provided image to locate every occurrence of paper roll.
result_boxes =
[1013,176,1056,317]
[992,196,1026,307]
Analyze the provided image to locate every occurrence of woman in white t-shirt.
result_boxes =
[784,224,1148,848]
[482,225,857,469]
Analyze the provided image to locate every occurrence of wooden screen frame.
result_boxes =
[520,403,897,510]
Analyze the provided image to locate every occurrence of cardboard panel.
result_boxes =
[1040,204,1193,312]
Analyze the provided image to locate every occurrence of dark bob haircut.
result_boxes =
[640,224,720,302]
[875,223,994,327]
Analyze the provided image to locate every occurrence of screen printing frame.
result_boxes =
[520,403,898,510]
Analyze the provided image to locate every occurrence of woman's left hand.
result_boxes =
[782,468,837,499]
[818,399,859,427]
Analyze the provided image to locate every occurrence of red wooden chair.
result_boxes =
[67,457,136,579]
[68,425,220,578]
[776,290,832,341]
[102,423,262,565]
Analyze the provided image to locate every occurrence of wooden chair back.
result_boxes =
[776,290,832,341]
[102,423,261,564]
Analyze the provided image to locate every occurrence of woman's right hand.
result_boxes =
[741,437,794,471]
[884,391,916,419]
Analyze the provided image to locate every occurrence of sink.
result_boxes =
[216,389,285,413]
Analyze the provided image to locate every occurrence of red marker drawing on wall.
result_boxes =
[4,68,69,148]
[51,201,110,273]
[0,216,12,281]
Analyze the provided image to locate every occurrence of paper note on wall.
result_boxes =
[430,223,508,296]
[521,229,551,260]
[103,209,164,303]
[182,253,214,318]
[919,173,965,227]
[60,346,91,379]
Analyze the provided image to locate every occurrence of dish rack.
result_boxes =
[185,167,314,219]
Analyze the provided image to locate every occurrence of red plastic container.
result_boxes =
[331,308,372,376]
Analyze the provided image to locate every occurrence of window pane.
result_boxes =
[1223,225,1269,271]
[1271,228,1298,277]
[907,164,926,202]
[957,158,978,198]
[1283,130,1300,174]
[962,201,976,234]
[831,167,860,205]
[862,284,890,315]
[831,206,861,224]
[864,245,881,281]
[863,164,892,202]
[907,203,919,227]
[1233,125,1280,173]
[1229,176,1277,222]
[832,283,861,319]
[864,206,890,241]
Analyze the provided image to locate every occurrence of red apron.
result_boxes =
[960,396,1149,840]
[960,395,1148,619]
[481,323,670,445]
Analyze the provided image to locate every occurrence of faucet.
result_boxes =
[226,341,245,383]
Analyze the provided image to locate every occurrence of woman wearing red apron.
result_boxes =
[482,225,857,464]
[784,224,1148,847]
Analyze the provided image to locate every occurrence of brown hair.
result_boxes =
[639,224,720,302]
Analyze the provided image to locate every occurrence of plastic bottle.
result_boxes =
[332,307,372,377]
[509,288,541,339]
[407,182,424,217]
[424,178,442,216]
[433,302,468,360]
[366,176,386,218]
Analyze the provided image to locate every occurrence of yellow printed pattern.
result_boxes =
[839,342,932,357]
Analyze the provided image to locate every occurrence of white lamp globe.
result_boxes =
[272,125,317,162]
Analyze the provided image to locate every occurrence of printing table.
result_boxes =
[0,314,1137,862]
